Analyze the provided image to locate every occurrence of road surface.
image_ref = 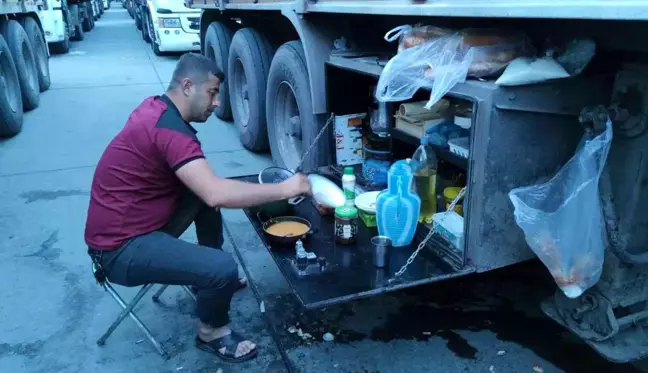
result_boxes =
[0,7,644,373]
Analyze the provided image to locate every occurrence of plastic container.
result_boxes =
[412,136,438,224]
[335,206,358,245]
[432,211,465,251]
[342,167,356,206]
[376,159,421,247]
[448,137,470,158]
[443,186,464,216]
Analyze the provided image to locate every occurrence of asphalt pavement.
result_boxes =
[0,7,645,373]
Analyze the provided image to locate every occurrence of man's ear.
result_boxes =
[181,78,193,96]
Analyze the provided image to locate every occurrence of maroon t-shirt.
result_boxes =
[85,95,204,250]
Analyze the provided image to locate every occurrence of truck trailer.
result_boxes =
[189,0,648,363]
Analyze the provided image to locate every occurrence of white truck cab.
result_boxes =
[142,0,200,55]
[38,0,66,46]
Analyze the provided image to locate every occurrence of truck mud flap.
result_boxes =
[228,173,475,309]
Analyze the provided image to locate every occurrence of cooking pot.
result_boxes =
[258,167,296,216]
[257,213,314,246]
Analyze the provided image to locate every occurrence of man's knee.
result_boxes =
[202,252,238,289]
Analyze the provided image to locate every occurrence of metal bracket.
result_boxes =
[295,0,307,14]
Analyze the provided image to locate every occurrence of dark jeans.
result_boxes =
[91,191,238,328]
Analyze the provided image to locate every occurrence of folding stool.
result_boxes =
[94,261,197,360]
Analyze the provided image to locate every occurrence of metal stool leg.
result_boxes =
[151,285,168,303]
[153,285,196,303]
[97,283,169,359]
[182,285,197,302]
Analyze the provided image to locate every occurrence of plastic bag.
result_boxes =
[377,27,532,109]
[508,120,613,299]
[377,33,473,109]
[384,24,453,53]
[495,57,570,86]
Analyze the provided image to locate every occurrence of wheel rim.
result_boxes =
[22,41,38,92]
[275,81,302,170]
[0,49,21,113]
[232,58,249,126]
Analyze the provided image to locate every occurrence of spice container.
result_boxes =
[443,186,464,216]
[342,166,356,206]
[335,206,358,245]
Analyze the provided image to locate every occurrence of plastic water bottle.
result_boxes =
[412,136,438,224]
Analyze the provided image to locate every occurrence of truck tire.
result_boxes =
[266,41,328,170]
[49,18,70,54]
[70,4,85,41]
[21,17,51,92]
[141,10,150,43]
[204,22,233,120]
[228,28,273,152]
[0,34,23,137]
[135,6,142,30]
[1,20,40,111]
[82,4,93,32]
[147,12,162,56]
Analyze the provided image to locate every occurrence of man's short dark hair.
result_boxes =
[167,53,225,90]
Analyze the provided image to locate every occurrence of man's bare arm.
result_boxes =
[175,158,310,209]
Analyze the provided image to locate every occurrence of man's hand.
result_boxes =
[280,174,312,199]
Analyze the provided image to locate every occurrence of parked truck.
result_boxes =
[0,0,52,137]
[38,0,97,54]
[190,0,648,364]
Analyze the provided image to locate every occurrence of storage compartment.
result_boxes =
[326,56,613,273]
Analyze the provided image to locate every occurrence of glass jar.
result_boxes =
[443,186,464,216]
[334,206,358,245]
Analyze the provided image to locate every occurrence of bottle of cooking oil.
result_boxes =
[412,136,438,224]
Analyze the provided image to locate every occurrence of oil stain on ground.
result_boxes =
[20,189,88,204]
[262,261,642,373]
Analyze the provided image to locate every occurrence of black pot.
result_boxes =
[259,215,314,246]
[258,166,299,216]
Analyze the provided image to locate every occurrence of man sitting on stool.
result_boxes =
[85,53,311,362]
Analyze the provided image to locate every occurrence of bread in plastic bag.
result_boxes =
[384,24,453,53]
[508,120,613,299]
[377,33,473,109]
[377,27,533,109]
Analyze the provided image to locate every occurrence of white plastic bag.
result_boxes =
[495,57,570,86]
[508,120,613,299]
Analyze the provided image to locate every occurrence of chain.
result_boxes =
[293,113,335,173]
[388,186,467,283]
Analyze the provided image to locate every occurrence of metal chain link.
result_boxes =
[388,186,467,283]
[293,113,335,173]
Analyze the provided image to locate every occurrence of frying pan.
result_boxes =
[258,213,314,246]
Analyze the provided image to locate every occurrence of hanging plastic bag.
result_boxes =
[508,120,613,299]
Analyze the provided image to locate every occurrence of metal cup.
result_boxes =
[371,236,392,268]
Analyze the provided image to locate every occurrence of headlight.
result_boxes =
[159,18,181,28]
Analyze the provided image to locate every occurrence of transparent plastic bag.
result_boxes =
[508,120,613,299]
[384,24,453,53]
[377,33,473,109]
[377,27,532,109]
